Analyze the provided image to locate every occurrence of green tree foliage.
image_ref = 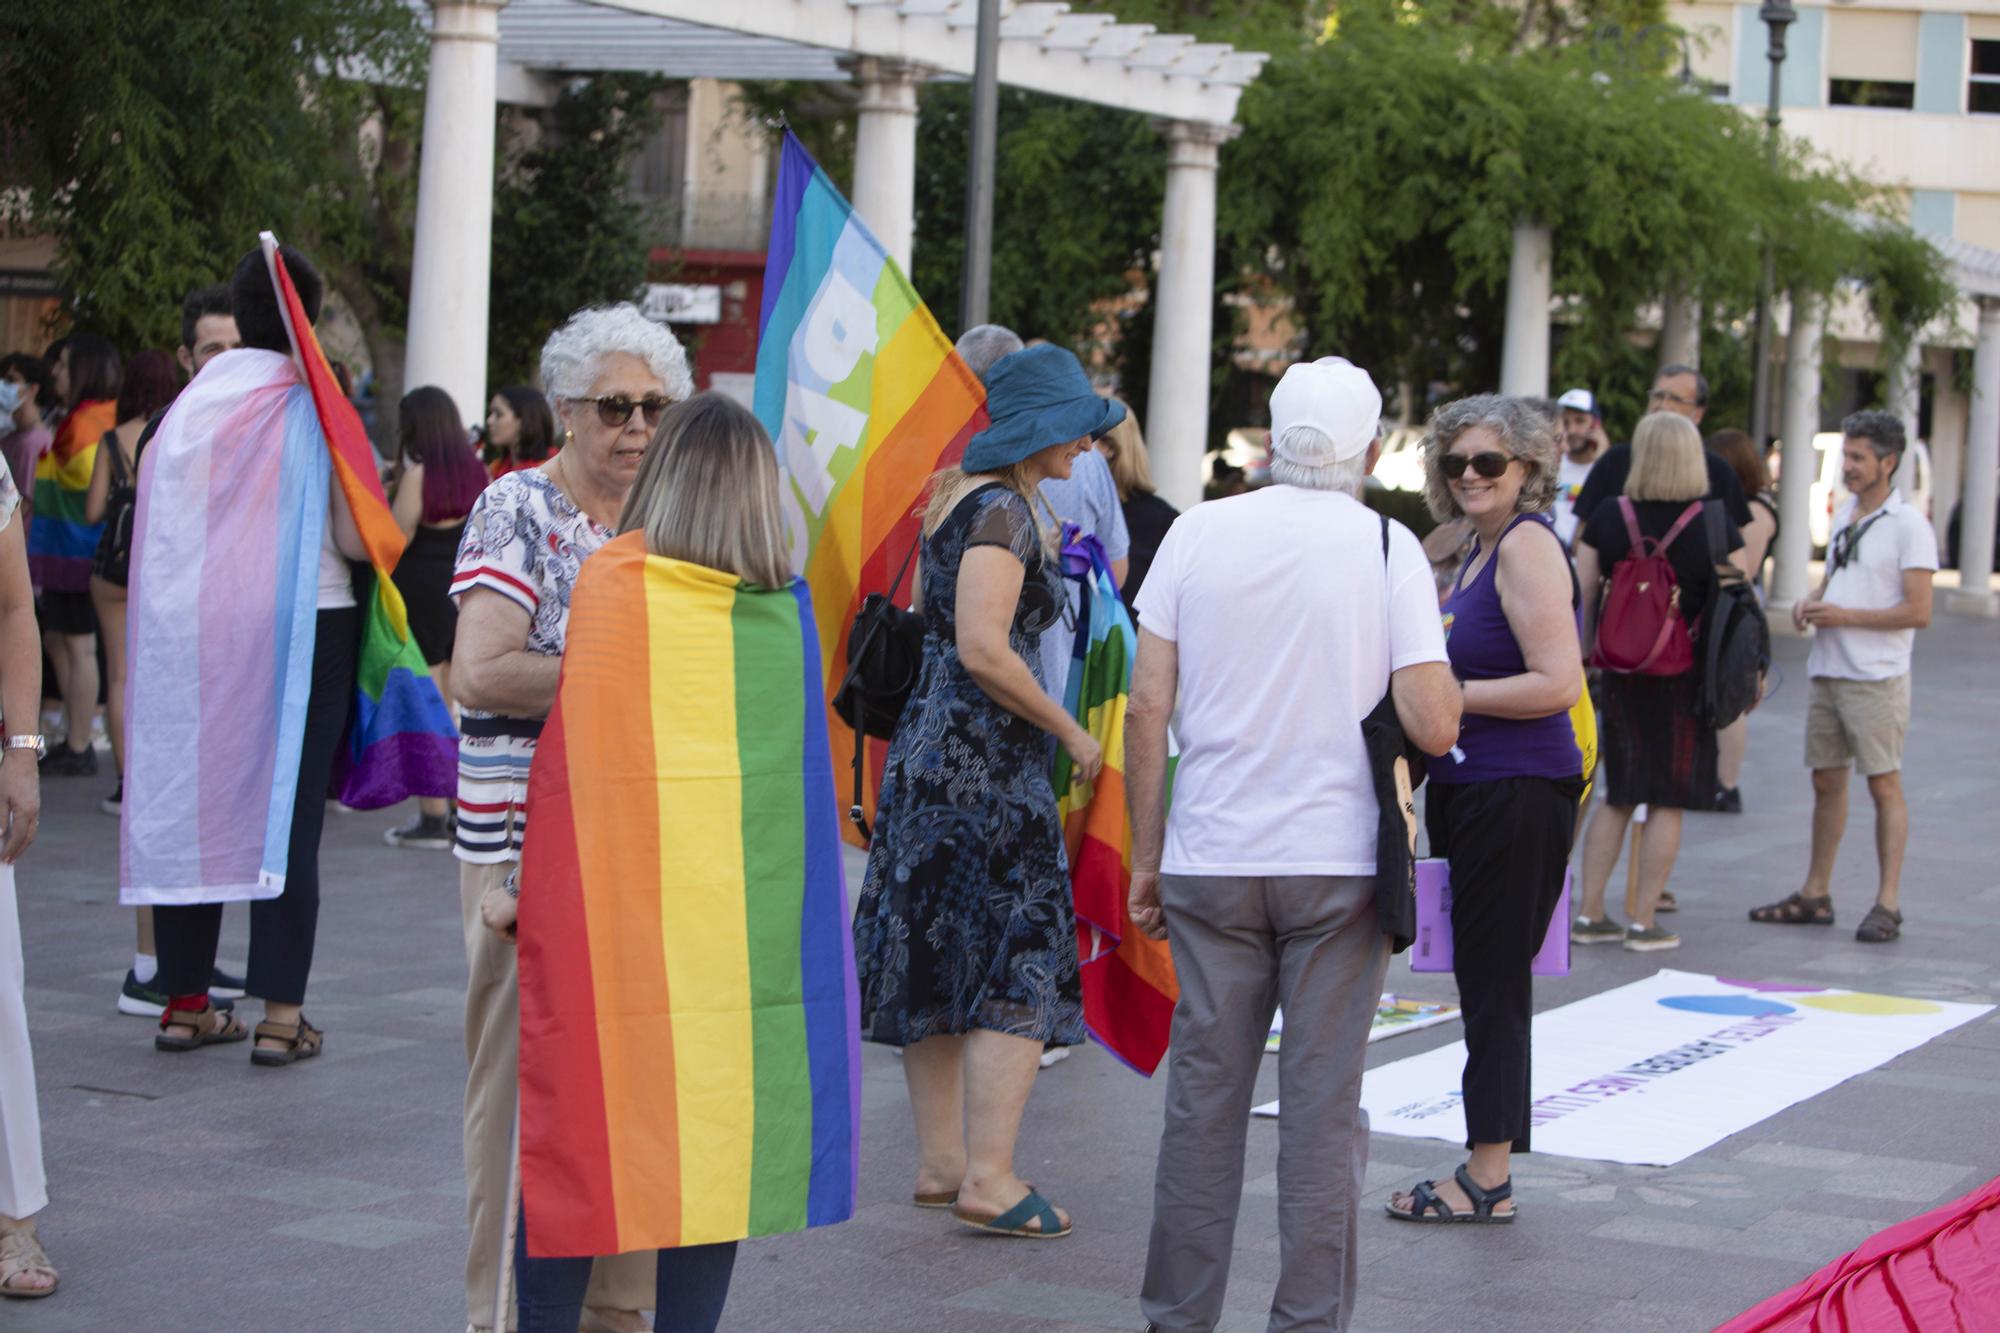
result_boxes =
[487,75,672,390]
[0,0,424,352]
[908,84,1164,353]
[1222,0,1864,429]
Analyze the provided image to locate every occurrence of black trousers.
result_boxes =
[154,607,358,1006]
[1426,775,1580,1153]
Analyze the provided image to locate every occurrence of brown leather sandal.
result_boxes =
[1748,892,1834,926]
[155,1003,250,1052]
[250,1015,323,1067]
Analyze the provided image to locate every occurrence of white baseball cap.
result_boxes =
[1556,388,1598,416]
[1268,356,1383,465]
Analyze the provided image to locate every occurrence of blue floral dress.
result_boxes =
[853,482,1086,1048]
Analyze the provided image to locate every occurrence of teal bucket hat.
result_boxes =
[962,344,1125,472]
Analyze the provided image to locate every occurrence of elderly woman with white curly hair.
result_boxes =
[451,304,692,1333]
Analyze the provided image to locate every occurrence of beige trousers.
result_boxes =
[461,860,653,1330]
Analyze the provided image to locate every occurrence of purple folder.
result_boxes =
[1409,858,1572,976]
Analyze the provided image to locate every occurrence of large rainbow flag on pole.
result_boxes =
[1053,531,1178,1075]
[754,131,985,835]
[517,533,859,1256]
[122,235,453,905]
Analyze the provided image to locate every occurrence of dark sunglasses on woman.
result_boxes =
[1441,451,1515,481]
[576,394,675,429]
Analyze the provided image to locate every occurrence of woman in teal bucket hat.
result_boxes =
[852,342,1122,1241]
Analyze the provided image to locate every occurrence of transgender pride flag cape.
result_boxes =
[518,533,858,1256]
[121,235,454,906]
[754,131,986,836]
[1053,531,1178,1076]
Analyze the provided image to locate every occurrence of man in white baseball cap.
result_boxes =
[1551,386,1607,546]
[1125,355,1460,1332]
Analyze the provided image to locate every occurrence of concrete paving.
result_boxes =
[10,609,2000,1332]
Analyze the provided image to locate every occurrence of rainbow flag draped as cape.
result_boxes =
[1053,531,1178,1076]
[121,235,453,906]
[754,131,985,839]
[518,533,859,1256]
[262,236,458,809]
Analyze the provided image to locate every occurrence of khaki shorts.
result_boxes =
[1806,675,1910,776]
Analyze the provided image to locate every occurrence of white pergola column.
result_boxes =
[1771,289,1825,612]
[1885,338,1924,498]
[405,0,505,425]
[1952,297,2000,615]
[1147,120,1234,512]
[1499,221,1552,398]
[1929,345,1967,541]
[1659,287,1700,369]
[850,58,925,274]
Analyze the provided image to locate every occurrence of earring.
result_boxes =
[562,429,574,446]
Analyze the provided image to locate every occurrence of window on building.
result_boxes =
[1973,40,2000,114]
[1830,79,1916,108]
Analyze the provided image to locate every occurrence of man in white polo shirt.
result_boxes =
[1125,357,1460,1332]
[1751,410,1936,943]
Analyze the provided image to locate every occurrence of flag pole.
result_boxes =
[492,1106,521,1332]
[958,0,999,332]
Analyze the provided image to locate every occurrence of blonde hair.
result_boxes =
[1625,412,1707,502]
[1420,393,1558,523]
[922,462,1058,556]
[617,393,794,588]
[1098,399,1155,501]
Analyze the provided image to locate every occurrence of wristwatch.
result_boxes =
[4,735,46,760]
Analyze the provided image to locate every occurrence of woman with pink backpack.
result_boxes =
[1571,412,1743,951]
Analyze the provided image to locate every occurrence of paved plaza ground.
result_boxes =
[11,609,2000,1332]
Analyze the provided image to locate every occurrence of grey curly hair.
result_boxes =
[1421,393,1559,523]
[539,303,694,411]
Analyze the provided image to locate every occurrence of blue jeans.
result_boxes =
[514,1210,737,1333]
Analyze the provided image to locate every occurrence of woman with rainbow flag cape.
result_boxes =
[853,344,1121,1242]
[121,239,454,1066]
[495,394,858,1332]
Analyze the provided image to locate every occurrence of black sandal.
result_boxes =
[1748,892,1835,926]
[1385,1164,1516,1224]
[1855,904,1902,943]
[250,1015,324,1067]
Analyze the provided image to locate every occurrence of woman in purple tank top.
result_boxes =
[1386,395,1585,1228]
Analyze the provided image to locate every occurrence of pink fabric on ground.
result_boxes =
[1716,1173,2000,1332]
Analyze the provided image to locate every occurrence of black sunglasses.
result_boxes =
[1441,451,1515,481]
[575,394,674,429]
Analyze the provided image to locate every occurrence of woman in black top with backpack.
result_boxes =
[85,350,181,815]
[1570,413,1741,953]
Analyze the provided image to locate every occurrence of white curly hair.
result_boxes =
[539,303,694,410]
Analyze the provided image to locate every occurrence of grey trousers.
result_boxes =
[1141,875,1389,1333]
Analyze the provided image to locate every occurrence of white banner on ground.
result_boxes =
[1267,995,1461,1054]
[1257,970,1991,1164]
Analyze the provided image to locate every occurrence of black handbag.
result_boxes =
[831,535,925,839]
[1360,514,1424,953]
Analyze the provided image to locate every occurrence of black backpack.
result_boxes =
[1696,505,1770,729]
[831,537,925,839]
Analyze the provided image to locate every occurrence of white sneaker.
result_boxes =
[1038,1045,1071,1069]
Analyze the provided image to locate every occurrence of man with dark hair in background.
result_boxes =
[177,286,241,381]
[1569,364,1751,532]
[1752,410,1937,944]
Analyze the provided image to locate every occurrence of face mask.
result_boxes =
[0,380,20,417]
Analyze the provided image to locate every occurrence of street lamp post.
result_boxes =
[958,0,1000,332]
[1748,0,1796,447]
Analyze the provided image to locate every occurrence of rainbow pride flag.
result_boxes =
[754,130,985,836]
[121,237,452,906]
[26,398,115,593]
[518,533,859,1256]
[263,236,457,809]
[1053,531,1178,1076]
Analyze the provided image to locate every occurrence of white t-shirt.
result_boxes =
[1134,486,1449,877]
[1551,451,1598,547]
[1807,490,1937,682]
[316,518,356,609]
